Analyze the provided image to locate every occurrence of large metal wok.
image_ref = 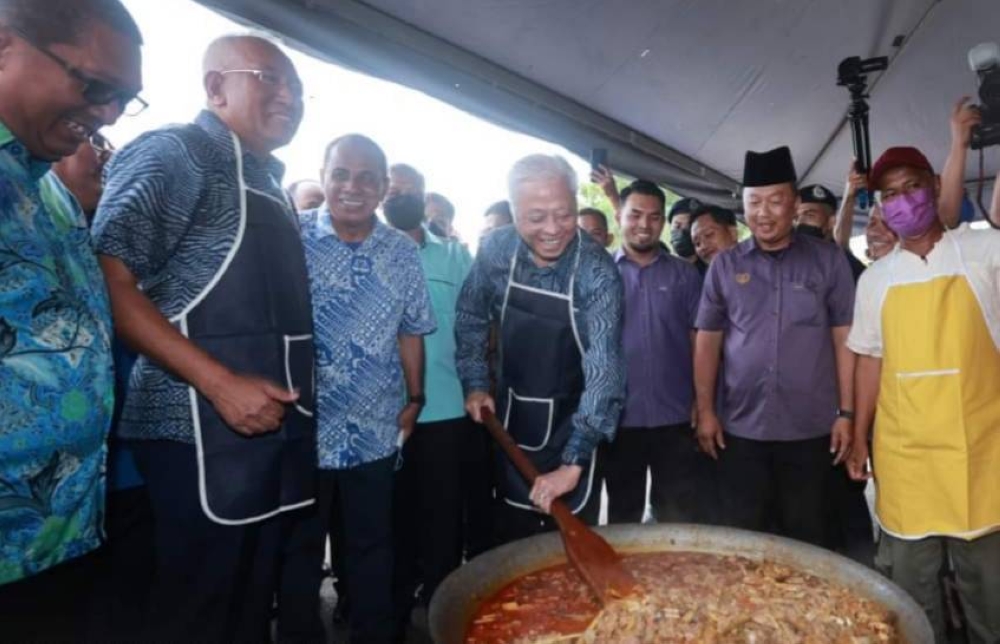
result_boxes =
[429,523,934,643]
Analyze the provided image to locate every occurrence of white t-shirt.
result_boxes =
[847,225,1000,358]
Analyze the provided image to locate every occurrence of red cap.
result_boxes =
[869,147,934,190]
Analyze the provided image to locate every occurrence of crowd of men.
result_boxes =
[1,1,999,644]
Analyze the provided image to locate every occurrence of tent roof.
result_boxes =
[197,0,1000,220]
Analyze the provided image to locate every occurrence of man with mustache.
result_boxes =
[299,135,435,644]
[847,144,1000,643]
[92,35,315,642]
[0,0,143,640]
[694,146,856,546]
[455,154,625,541]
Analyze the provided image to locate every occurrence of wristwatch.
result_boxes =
[408,393,426,406]
[836,408,855,421]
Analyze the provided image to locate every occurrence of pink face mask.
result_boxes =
[881,187,937,239]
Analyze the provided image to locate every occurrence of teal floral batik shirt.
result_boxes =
[0,122,114,585]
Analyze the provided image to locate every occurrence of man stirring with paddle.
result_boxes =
[455,154,625,543]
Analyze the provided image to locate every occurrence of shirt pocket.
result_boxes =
[786,280,822,327]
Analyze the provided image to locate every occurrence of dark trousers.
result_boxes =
[600,424,719,525]
[85,485,155,642]
[461,423,495,560]
[302,456,396,644]
[825,465,875,565]
[717,434,830,546]
[131,440,301,644]
[0,550,100,644]
[494,469,601,545]
[394,416,476,615]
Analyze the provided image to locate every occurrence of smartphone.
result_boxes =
[590,148,608,172]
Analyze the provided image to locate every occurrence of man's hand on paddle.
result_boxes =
[465,391,495,422]
[530,464,583,514]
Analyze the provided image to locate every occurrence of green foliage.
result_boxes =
[576,174,681,251]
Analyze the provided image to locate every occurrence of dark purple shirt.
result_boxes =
[616,249,703,428]
[696,233,854,441]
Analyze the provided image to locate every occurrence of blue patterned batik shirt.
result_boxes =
[92,111,289,443]
[0,122,114,585]
[300,210,436,470]
[455,226,626,463]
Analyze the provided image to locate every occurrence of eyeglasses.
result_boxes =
[89,133,115,160]
[10,26,148,117]
[219,69,303,97]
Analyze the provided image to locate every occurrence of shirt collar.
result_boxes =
[0,120,52,181]
[739,231,803,257]
[315,206,387,247]
[614,245,668,265]
[421,224,446,248]
[194,110,286,183]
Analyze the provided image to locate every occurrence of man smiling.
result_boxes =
[93,35,314,642]
[455,154,625,542]
[694,146,856,546]
[0,0,142,639]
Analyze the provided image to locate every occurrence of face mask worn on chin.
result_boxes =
[796,224,826,239]
[670,228,696,258]
[881,187,938,239]
[383,194,424,231]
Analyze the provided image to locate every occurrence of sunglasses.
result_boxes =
[10,26,148,117]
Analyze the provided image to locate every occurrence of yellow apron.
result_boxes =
[875,238,1000,539]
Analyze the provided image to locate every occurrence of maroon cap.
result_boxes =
[869,147,934,190]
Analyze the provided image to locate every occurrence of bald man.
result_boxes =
[92,35,314,642]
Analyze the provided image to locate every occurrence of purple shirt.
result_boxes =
[696,233,854,441]
[616,249,703,428]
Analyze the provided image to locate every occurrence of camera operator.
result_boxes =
[940,97,986,228]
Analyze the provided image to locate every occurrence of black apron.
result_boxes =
[180,136,316,525]
[498,231,596,513]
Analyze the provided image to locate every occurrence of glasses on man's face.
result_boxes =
[89,133,115,161]
[10,27,148,117]
[219,69,304,98]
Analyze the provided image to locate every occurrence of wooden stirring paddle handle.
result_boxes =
[480,407,573,520]
[479,406,640,605]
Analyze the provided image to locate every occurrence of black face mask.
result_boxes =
[427,220,449,238]
[383,194,424,231]
[670,228,696,258]
[797,224,826,239]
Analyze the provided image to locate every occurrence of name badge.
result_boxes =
[735,273,751,285]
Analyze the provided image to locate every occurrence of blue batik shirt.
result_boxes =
[92,110,288,443]
[455,226,626,463]
[0,122,114,585]
[300,210,436,469]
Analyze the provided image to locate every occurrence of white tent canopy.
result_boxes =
[197,0,1000,222]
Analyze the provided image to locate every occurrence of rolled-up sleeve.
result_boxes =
[454,240,496,395]
[695,258,728,331]
[564,258,625,464]
[91,131,203,281]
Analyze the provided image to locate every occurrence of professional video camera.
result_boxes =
[837,55,889,209]
[968,42,1000,150]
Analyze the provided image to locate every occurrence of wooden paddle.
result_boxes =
[480,407,641,606]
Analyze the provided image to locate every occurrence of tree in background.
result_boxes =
[577,172,680,252]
